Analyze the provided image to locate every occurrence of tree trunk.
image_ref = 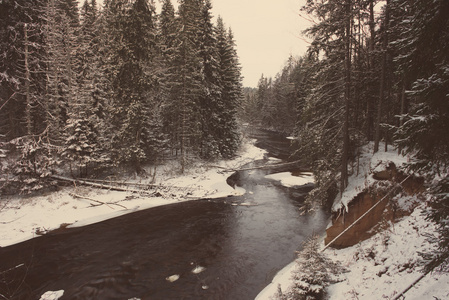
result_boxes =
[24,24,32,136]
[341,0,352,194]
[400,79,407,127]
[374,0,390,153]
[367,0,376,141]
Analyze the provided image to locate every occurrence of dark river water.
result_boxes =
[0,130,329,300]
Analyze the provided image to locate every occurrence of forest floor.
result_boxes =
[256,142,449,300]
[0,138,267,248]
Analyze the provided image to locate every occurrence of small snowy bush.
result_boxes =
[422,174,449,272]
[280,236,344,300]
[1,137,58,195]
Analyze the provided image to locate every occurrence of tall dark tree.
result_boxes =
[216,22,242,158]
[0,0,46,140]
[43,0,81,144]
[373,0,391,153]
[104,0,160,172]
[297,0,356,203]
[63,0,109,176]
[391,0,449,269]
[167,0,203,171]
[158,0,180,156]
[196,0,222,158]
[393,0,449,173]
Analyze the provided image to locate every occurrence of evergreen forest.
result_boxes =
[1,0,449,274]
[240,0,449,269]
[0,0,242,192]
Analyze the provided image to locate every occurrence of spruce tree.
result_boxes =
[43,0,80,144]
[168,0,203,171]
[286,236,342,300]
[296,0,356,204]
[63,0,109,176]
[0,0,46,140]
[104,0,160,172]
[391,0,449,269]
[197,0,222,159]
[393,0,449,173]
[215,18,242,158]
[158,0,180,156]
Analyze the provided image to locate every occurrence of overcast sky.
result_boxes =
[92,0,310,87]
[210,0,310,87]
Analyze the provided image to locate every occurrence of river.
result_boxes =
[0,129,329,300]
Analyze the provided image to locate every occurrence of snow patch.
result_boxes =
[191,265,206,274]
[265,172,315,187]
[325,206,445,299]
[255,261,297,300]
[257,206,448,300]
[166,274,180,282]
[333,142,408,212]
[40,290,64,300]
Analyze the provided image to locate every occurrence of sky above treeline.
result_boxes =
[89,0,310,88]
[210,0,310,87]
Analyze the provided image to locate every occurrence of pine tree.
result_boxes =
[197,0,221,159]
[255,74,272,127]
[295,0,357,204]
[373,0,391,153]
[159,0,177,60]
[0,0,83,193]
[0,0,46,140]
[158,0,180,157]
[391,0,449,269]
[104,0,160,172]
[393,0,449,173]
[270,56,298,134]
[43,0,81,144]
[63,0,110,176]
[295,56,344,207]
[286,236,342,300]
[215,18,242,158]
[166,0,203,171]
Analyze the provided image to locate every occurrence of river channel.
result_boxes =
[0,130,329,300]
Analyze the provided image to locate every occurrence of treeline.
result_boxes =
[243,0,449,268]
[0,0,242,193]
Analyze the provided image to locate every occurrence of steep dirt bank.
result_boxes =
[325,163,424,248]
[325,157,425,248]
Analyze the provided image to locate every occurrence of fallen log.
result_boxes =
[77,178,160,188]
[51,175,195,198]
[69,193,127,210]
[51,175,155,195]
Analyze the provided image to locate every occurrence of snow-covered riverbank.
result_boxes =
[0,139,267,248]
[256,143,449,300]
[256,204,449,300]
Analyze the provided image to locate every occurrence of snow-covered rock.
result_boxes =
[265,171,315,187]
[39,290,64,300]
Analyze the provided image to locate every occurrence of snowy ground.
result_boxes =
[333,142,409,212]
[256,205,449,300]
[255,143,449,300]
[0,139,267,248]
